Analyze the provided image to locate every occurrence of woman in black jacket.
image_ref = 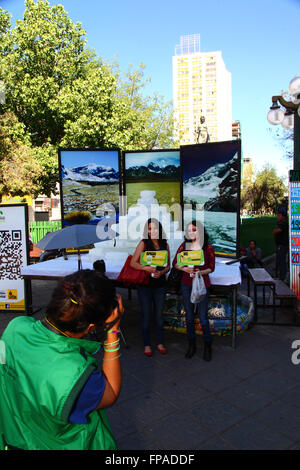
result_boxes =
[130,218,170,357]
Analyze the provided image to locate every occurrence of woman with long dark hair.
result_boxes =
[0,270,123,450]
[130,218,170,357]
[173,220,215,361]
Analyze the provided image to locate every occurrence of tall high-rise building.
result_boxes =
[172,34,232,145]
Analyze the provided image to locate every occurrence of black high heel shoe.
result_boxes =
[185,338,196,359]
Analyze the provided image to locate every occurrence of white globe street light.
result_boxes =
[267,104,285,125]
[281,111,294,130]
[289,76,300,104]
[291,94,300,106]
[267,76,300,169]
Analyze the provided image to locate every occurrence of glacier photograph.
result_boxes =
[125,150,180,182]
[182,142,240,256]
[124,150,181,218]
[59,149,120,225]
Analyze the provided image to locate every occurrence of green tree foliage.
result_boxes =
[0,7,10,37]
[0,111,44,196]
[107,64,175,150]
[0,0,175,197]
[1,0,94,147]
[241,165,287,213]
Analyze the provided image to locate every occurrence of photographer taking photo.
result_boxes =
[0,269,124,450]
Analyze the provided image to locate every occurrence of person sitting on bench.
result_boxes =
[246,240,263,268]
[240,240,263,277]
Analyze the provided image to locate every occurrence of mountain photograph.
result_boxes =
[181,142,240,256]
[60,150,120,224]
[183,153,238,212]
[126,161,179,181]
[62,163,119,185]
[124,151,181,220]
[125,151,180,181]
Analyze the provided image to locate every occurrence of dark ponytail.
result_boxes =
[46,269,117,333]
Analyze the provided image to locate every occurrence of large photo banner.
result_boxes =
[124,149,181,222]
[59,148,121,226]
[181,140,241,257]
[289,170,300,298]
[0,204,29,312]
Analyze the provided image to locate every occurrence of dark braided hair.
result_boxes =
[46,269,117,333]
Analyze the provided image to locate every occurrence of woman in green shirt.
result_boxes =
[0,269,123,450]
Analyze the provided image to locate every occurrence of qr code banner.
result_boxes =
[0,230,23,280]
[0,205,28,311]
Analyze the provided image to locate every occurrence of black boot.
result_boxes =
[203,341,212,362]
[185,338,196,359]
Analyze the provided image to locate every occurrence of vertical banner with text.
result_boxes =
[289,170,300,299]
[0,204,29,311]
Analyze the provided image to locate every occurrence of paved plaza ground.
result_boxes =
[1,260,300,450]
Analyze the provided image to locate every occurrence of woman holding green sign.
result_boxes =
[173,221,215,361]
[130,218,170,357]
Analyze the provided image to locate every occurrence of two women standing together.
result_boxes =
[131,218,215,361]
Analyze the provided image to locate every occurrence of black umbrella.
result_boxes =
[36,223,115,270]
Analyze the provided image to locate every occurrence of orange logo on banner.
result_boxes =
[7,290,17,300]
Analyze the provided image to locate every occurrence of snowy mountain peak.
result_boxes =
[183,153,238,211]
[62,164,119,183]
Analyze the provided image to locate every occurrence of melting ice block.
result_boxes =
[88,190,184,270]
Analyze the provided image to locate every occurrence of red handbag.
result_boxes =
[116,255,150,287]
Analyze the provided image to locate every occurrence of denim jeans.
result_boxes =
[181,283,211,342]
[240,263,249,277]
[137,286,166,346]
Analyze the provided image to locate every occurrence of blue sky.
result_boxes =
[60,149,119,169]
[2,0,300,179]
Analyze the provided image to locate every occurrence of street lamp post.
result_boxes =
[295,108,300,172]
[267,78,300,295]
[267,76,300,170]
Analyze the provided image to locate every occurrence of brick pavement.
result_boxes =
[1,274,300,450]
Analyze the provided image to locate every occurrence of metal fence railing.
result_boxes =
[29,221,62,243]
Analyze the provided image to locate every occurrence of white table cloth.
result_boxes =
[21,254,241,286]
